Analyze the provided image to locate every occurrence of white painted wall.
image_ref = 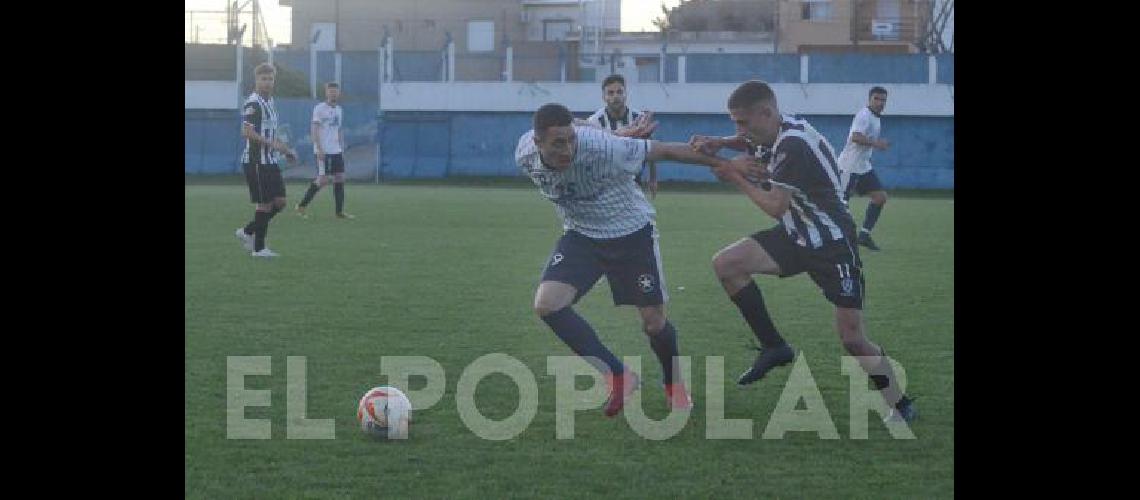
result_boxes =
[378,82,954,116]
[185,81,240,110]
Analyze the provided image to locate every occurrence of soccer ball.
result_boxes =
[357,386,412,439]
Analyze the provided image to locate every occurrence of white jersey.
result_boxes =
[836,107,881,174]
[311,102,344,154]
[516,126,654,239]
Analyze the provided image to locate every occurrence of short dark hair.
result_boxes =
[869,86,888,97]
[533,103,574,135]
[326,82,340,88]
[602,74,626,89]
[254,62,276,76]
[727,80,776,110]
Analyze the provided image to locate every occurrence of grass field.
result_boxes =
[185,181,954,498]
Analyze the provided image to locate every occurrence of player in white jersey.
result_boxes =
[837,86,891,251]
[234,62,297,258]
[517,103,759,417]
[295,82,355,219]
[584,74,658,198]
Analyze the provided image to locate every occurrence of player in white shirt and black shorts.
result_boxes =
[837,86,891,251]
[295,82,354,219]
[517,103,761,418]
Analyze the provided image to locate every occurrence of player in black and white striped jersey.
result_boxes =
[235,63,297,258]
[695,81,916,423]
[583,74,658,198]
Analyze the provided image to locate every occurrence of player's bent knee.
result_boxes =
[872,191,888,205]
[534,301,569,318]
[533,295,572,318]
[711,251,741,280]
[639,311,666,335]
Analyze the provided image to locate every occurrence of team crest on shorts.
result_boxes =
[550,253,564,266]
[637,274,655,293]
[840,277,855,296]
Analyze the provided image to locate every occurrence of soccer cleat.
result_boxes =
[294,204,309,219]
[251,248,280,258]
[737,343,796,386]
[235,227,254,251]
[883,396,918,424]
[858,231,881,251]
[664,382,693,410]
[603,371,641,417]
[336,212,356,220]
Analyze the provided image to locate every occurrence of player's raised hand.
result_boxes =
[616,111,657,138]
[689,135,724,155]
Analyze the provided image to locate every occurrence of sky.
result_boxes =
[186,0,682,45]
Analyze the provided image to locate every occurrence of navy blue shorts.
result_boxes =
[844,169,884,200]
[540,223,667,307]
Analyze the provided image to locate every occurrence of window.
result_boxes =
[543,19,572,41]
[467,20,494,52]
[801,0,833,21]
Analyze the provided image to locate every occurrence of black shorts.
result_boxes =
[319,153,345,176]
[541,223,667,307]
[243,163,286,203]
[844,169,884,199]
[751,226,864,309]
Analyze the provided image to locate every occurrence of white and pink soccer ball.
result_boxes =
[356,386,412,439]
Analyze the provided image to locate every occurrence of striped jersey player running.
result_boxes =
[692,80,916,423]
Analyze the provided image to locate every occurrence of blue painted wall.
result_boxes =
[185,98,377,174]
[808,54,928,84]
[936,54,954,84]
[267,50,951,85]
[376,111,953,188]
[185,109,243,174]
[686,54,800,83]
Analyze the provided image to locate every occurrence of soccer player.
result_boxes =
[235,62,297,258]
[837,86,891,251]
[584,74,658,198]
[295,82,355,219]
[517,103,758,417]
[694,81,916,423]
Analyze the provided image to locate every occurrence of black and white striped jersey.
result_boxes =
[585,106,645,133]
[241,92,280,165]
[763,114,859,249]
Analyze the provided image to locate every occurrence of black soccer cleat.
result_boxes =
[858,231,881,251]
[737,343,796,386]
[884,396,918,424]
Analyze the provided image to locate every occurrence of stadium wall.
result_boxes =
[376,111,953,189]
[186,53,953,187]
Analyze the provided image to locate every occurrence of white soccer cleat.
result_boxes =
[235,228,254,251]
[251,248,280,258]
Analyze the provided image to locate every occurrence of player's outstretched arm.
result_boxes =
[714,156,791,219]
[689,135,750,155]
[647,141,728,168]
